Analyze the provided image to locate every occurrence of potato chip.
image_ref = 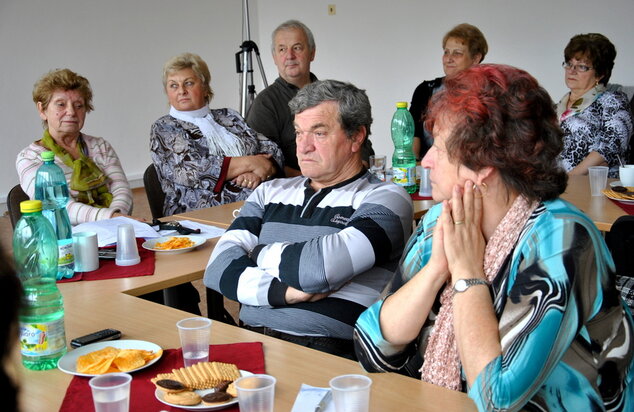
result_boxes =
[113,349,147,372]
[76,347,162,374]
[154,236,195,250]
[76,346,119,374]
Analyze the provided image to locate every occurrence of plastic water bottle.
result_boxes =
[34,151,74,279]
[391,102,418,194]
[13,200,67,370]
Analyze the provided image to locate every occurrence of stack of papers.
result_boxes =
[72,216,225,247]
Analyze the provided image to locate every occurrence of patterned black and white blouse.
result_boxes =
[559,91,632,177]
[150,108,284,216]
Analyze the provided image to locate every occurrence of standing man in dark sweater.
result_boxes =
[247,20,373,177]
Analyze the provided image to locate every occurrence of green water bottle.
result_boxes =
[13,200,67,370]
[391,102,418,193]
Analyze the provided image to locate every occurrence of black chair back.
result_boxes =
[606,215,634,308]
[143,164,166,220]
[7,184,29,229]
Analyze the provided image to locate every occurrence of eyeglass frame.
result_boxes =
[562,61,594,73]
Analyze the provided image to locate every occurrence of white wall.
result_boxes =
[2,0,634,209]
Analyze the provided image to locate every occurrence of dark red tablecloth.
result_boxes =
[610,198,634,215]
[410,192,433,201]
[59,342,265,412]
[58,238,155,283]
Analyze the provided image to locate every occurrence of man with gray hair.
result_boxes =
[246,20,373,177]
[205,80,412,359]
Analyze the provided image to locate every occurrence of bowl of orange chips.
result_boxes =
[142,235,206,255]
[57,340,163,377]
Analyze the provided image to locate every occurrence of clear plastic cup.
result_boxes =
[329,374,372,412]
[115,224,140,266]
[176,317,211,367]
[588,166,609,196]
[235,374,276,412]
[89,372,132,412]
[369,155,387,181]
[419,167,432,197]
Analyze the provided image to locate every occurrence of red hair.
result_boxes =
[425,64,567,201]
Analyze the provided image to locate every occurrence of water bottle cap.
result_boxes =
[396,102,408,108]
[20,200,43,213]
[41,151,55,161]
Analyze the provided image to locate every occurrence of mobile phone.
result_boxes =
[98,249,117,259]
[70,328,122,348]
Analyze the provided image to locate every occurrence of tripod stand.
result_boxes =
[235,0,267,117]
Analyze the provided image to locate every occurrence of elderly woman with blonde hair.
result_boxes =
[16,68,133,224]
[150,52,283,216]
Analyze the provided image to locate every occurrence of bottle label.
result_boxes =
[19,318,66,356]
[58,239,74,267]
[392,167,416,187]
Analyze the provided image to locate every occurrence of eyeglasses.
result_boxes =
[562,61,593,72]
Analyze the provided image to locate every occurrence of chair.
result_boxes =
[606,215,634,309]
[143,164,166,220]
[142,164,237,325]
[7,184,29,229]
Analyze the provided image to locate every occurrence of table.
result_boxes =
[19,221,476,411]
[562,175,625,232]
[411,176,626,231]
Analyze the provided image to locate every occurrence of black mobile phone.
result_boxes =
[70,328,122,348]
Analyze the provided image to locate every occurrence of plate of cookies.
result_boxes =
[603,184,634,204]
[152,361,251,410]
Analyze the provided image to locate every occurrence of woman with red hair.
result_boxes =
[354,64,634,411]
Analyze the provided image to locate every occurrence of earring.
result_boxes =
[473,182,488,198]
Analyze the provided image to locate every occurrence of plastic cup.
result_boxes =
[418,167,432,197]
[620,165,634,187]
[73,231,99,272]
[588,166,609,196]
[89,372,132,412]
[115,224,140,266]
[369,155,387,181]
[176,317,211,367]
[234,374,276,412]
[329,374,372,412]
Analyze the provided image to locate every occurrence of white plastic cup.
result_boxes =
[369,155,387,181]
[234,374,276,412]
[620,165,634,187]
[72,231,99,272]
[176,317,211,367]
[329,374,372,412]
[115,224,140,266]
[419,167,432,197]
[89,372,132,412]
[588,166,609,196]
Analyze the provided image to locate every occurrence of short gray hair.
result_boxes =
[162,52,214,104]
[271,20,316,53]
[289,80,372,139]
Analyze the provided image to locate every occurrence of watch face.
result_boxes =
[454,279,468,292]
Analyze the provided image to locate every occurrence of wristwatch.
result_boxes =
[453,278,490,294]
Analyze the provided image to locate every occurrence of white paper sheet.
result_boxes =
[291,384,334,412]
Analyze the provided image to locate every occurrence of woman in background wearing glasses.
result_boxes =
[409,23,488,160]
[558,33,633,177]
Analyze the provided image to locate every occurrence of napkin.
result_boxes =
[60,342,265,412]
[291,384,335,412]
[609,198,634,215]
[57,238,154,283]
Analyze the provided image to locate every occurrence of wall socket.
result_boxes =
[328,4,336,15]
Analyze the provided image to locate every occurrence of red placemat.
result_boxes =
[609,198,634,215]
[58,238,155,283]
[59,342,265,412]
[411,192,433,201]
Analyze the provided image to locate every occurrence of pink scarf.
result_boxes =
[420,195,538,390]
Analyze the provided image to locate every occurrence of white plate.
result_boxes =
[57,339,162,377]
[610,181,624,187]
[142,235,206,254]
[155,370,252,411]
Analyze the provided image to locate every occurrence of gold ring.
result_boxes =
[454,220,464,225]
